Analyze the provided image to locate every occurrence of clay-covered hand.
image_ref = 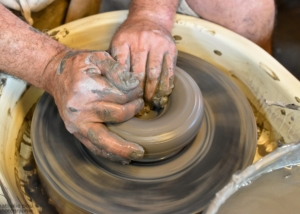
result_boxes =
[45,50,145,164]
[110,18,177,108]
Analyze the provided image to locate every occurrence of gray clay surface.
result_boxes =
[106,66,204,161]
[31,52,257,213]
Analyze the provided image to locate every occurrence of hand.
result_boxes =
[45,50,145,164]
[110,18,177,108]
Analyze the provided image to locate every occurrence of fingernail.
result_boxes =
[129,151,144,160]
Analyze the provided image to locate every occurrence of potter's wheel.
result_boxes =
[31,52,257,213]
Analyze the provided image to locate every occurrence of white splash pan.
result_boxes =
[0,11,299,209]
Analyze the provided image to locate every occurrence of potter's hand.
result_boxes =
[46,50,145,164]
[110,18,177,108]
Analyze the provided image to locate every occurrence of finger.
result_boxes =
[93,52,139,92]
[160,52,176,96]
[144,51,164,103]
[81,123,144,161]
[92,98,144,123]
[110,43,130,70]
[130,50,148,91]
[90,77,143,104]
[152,52,176,108]
[74,133,131,164]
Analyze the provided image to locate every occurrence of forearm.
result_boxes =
[0,4,67,91]
[127,0,180,32]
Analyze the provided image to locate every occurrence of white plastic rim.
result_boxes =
[0,10,300,208]
[204,142,300,214]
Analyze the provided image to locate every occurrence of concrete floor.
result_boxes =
[273,0,300,80]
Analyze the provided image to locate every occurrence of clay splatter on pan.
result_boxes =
[259,62,280,81]
[214,50,222,56]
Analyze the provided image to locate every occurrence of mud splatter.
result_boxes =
[48,30,60,37]
[7,108,11,117]
[56,50,79,75]
[48,28,69,41]
[214,50,222,56]
[265,100,300,111]
[0,77,7,97]
[68,107,78,112]
[259,62,280,81]
[173,35,182,41]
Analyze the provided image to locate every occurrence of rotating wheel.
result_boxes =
[32,52,257,213]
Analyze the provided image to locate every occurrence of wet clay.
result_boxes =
[106,67,204,161]
[31,52,256,213]
[217,165,300,214]
[0,76,7,97]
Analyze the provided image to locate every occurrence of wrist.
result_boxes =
[127,1,179,32]
[42,47,71,95]
[128,13,174,32]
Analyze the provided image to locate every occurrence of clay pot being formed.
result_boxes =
[106,67,204,162]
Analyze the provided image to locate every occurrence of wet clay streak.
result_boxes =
[173,35,182,42]
[265,100,300,111]
[221,70,283,161]
[259,62,280,81]
[214,50,222,56]
[56,50,79,74]
[68,107,78,112]
[174,19,215,35]
[0,77,7,97]
[48,28,69,41]
[48,30,60,37]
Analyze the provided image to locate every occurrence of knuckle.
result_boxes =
[148,67,161,81]
[118,93,128,103]
[114,106,127,122]
[65,122,78,134]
